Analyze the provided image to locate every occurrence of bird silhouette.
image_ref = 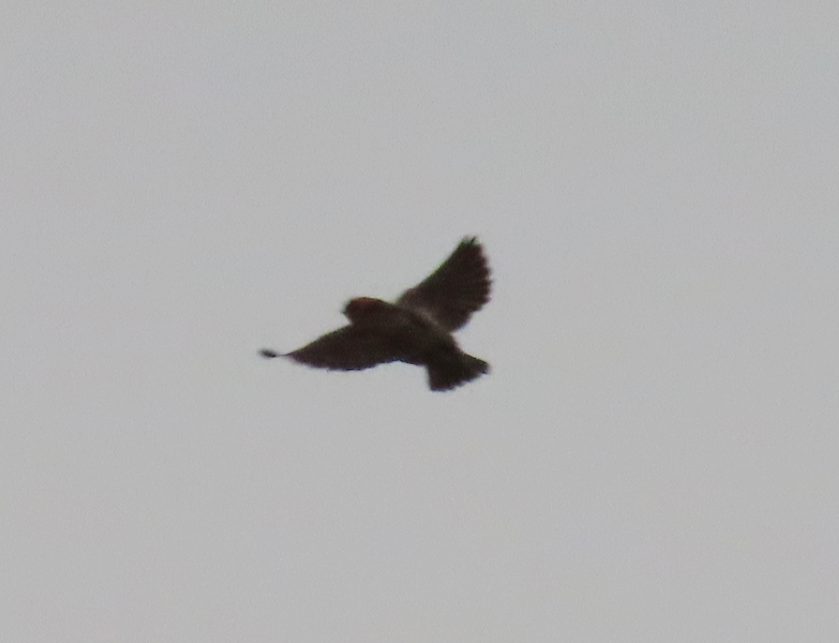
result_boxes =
[260,237,491,391]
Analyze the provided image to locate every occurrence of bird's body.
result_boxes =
[260,237,491,391]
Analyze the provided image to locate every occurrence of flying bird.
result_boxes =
[260,237,491,391]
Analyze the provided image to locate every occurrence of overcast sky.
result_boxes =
[3,2,838,641]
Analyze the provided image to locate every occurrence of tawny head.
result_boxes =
[343,297,386,324]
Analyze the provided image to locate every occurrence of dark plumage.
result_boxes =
[260,237,491,391]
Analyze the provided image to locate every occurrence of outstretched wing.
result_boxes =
[396,237,491,331]
[281,326,405,371]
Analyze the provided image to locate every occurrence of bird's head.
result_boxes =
[343,297,387,324]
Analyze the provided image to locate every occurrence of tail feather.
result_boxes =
[427,351,489,391]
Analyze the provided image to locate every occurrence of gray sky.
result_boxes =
[3,2,838,641]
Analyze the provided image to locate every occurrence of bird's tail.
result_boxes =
[427,350,489,391]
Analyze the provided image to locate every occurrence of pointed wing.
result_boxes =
[283,326,405,371]
[396,237,491,331]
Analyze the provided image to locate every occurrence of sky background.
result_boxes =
[3,2,838,641]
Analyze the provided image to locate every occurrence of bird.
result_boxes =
[260,237,491,391]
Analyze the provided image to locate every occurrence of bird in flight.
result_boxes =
[260,237,491,391]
